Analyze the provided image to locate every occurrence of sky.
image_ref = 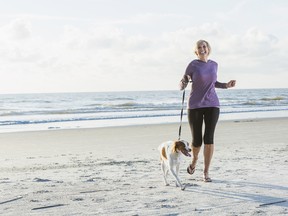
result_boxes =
[0,0,288,94]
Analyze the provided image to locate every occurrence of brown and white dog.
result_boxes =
[158,140,191,190]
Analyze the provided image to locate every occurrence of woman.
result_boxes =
[179,39,236,182]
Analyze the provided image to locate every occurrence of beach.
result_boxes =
[0,117,287,215]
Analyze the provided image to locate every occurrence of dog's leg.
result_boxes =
[168,162,185,190]
[175,163,180,187]
[161,161,169,186]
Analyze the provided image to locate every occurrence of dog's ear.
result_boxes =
[172,141,182,153]
[174,141,186,152]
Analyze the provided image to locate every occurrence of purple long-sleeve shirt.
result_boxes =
[180,59,227,109]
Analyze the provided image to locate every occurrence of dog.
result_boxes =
[158,140,191,190]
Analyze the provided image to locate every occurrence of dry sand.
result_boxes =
[0,118,287,215]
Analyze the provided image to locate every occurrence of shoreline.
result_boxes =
[1,112,288,134]
[1,117,287,215]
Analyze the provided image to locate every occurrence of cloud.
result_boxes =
[0,9,287,94]
[0,18,32,40]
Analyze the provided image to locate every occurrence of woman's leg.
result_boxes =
[203,144,214,180]
[187,109,204,173]
[191,146,201,168]
[203,108,219,181]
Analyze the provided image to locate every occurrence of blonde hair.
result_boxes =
[194,40,211,55]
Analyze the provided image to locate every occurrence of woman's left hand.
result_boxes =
[227,80,236,88]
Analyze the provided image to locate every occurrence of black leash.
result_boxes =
[178,89,186,141]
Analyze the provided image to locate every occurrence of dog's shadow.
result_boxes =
[184,182,200,188]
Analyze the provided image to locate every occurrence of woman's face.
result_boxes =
[195,42,209,57]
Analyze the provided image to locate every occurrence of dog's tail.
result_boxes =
[158,142,167,160]
[157,143,164,151]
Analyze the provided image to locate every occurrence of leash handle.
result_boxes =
[178,89,186,140]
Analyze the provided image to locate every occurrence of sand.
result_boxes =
[0,118,287,215]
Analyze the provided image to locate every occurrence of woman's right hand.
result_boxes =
[179,75,190,90]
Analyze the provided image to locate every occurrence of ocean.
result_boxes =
[0,88,288,133]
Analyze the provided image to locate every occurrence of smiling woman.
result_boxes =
[180,39,236,182]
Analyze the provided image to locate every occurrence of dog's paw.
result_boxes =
[181,185,186,191]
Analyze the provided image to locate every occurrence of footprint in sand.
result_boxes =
[33,178,52,182]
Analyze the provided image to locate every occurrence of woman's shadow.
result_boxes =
[185,179,287,209]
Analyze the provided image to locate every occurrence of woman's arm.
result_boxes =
[179,75,190,90]
[215,80,236,89]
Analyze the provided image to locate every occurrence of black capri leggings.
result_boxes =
[188,107,220,147]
